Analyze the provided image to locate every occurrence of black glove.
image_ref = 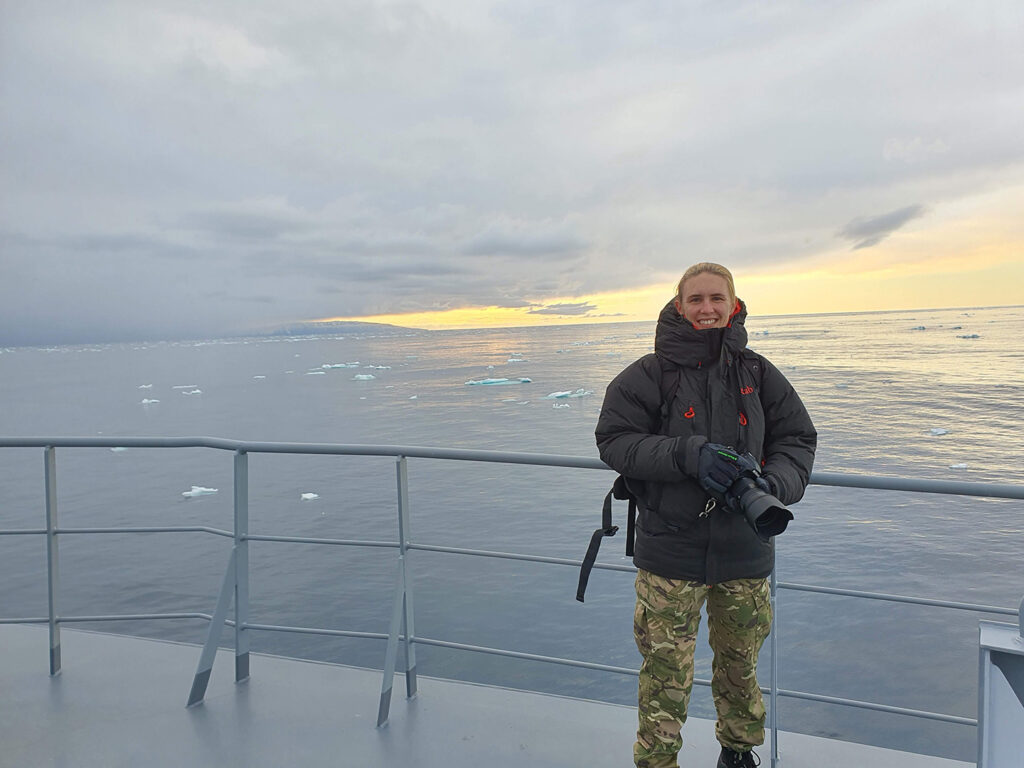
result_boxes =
[696,443,761,495]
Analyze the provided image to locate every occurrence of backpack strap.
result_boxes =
[657,358,682,430]
[576,478,636,603]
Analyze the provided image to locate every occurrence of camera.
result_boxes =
[726,474,793,541]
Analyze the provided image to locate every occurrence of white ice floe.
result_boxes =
[141,399,160,404]
[507,357,528,363]
[465,377,533,386]
[552,403,571,409]
[181,389,202,395]
[182,486,218,498]
[949,463,969,470]
[366,365,392,370]
[253,375,266,379]
[546,388,593,399]
[306,370,327,375]
[353,374,376,380]
[110,447,129,452]
[172,384,198,389]
[300,493,319,501]
[409,395,418,400]
[321,363,360,369]
[138,384,153,389]
[928,428,950,436]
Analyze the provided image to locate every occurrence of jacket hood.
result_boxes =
[654,297,749,367]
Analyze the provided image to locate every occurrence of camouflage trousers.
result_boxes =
[633,569,772,768]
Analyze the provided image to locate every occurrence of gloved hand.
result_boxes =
[696,443,761,495]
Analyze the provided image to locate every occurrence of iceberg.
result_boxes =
[300,493,319,501]
[928,428,950,436]
[353,374,376,381]
[182,486,218,498]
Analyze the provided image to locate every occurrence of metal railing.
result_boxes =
[2,436,1022,768]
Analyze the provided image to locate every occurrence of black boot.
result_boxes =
[717,746,760,768]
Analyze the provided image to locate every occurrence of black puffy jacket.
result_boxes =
[595,299,817,583]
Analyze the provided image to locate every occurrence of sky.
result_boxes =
[2,1,1023,345]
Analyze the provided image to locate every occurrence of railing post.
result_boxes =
[770,565,780,767]
[396,455,418,698]
[234,450,250,683]
[44,446,61,676]
[377,456,419,726]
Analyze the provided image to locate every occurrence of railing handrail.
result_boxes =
[1,436,1021,767]
[2,435,1023,499]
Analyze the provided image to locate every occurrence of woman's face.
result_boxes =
[674,273,733,329]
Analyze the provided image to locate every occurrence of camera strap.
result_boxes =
[576,483,636,603]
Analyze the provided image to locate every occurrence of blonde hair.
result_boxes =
[676,262,736,303]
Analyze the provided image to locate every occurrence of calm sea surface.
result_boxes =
[2,305,1023,761]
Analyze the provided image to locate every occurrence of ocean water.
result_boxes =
[2,305,1023,761]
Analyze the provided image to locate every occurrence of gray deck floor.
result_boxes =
[1,624,973,768]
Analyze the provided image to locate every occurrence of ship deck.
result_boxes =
[2,624,973,768]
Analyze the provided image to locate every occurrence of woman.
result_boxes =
[595,263,816,768]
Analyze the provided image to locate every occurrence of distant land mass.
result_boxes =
[266,320,427,337]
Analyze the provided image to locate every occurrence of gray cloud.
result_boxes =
[527,302,598,316]
[837,205,928,250]
[1,2,1022,344]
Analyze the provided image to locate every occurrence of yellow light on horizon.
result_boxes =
[310,235,1022,330]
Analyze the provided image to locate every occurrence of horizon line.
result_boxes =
[1,303,1020,350]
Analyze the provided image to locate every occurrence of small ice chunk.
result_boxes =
[956,334,980,339]
[910,326,926,331]
[928,428,950,436]
[253,375,266,379]
[409,395,418,400]
[306,370,326,375]
[353,374,376,381]
[518,377,532,383]
[181,389,202,395]
[172,384,198,389]
[182,486,218,498]
[949,463,969,470]
[110,447,129,452]
[138,384,153,389]
[835,382,850,389]
[486,365,495,370]
[300,492,319,501]
[552,403,571,409]
[465,378,510,385]
[366,365,391,370]
[141,399,160,404]
[546,388,593,399]
[507,357,528,363]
